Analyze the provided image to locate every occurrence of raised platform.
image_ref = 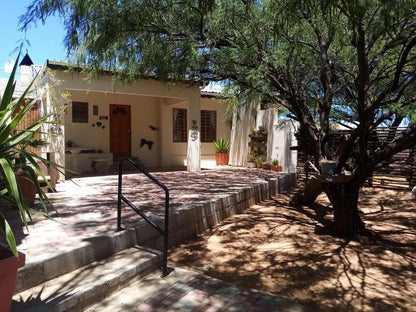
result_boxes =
[12,168,297,310]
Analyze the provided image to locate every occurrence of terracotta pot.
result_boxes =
[215,153,229,166]
[0,244,25,312]
[16,172,37,207]
[272,165,283,172]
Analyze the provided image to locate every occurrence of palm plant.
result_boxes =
[0,56,57,256]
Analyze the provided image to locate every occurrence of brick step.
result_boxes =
[12,246,162,312]
[15,229,138,293]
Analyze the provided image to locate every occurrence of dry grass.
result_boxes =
[169,187,416,312]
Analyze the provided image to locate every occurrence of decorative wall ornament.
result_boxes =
[49,125,62,135]
[140,138,154,150]
[149,125,159,131]
[191,120,198,141]
[93,105,98,115]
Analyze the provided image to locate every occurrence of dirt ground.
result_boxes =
[168,187,416,312]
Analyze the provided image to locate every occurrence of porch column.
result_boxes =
[187,95,201,171]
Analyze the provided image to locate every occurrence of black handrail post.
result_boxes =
[117,158,170,277]
[162,190,169,276]
[117,159,124,231]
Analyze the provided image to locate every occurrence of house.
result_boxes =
[1,54,296,180]
[1,55,231,180]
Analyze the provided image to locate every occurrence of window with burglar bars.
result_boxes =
[72,101,89,123]
[200,110,216,142]
[173,108,216,143]
[173,108,187,142]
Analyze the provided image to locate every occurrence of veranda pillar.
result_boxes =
[187,96,201,172]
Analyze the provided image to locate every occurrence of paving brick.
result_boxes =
[161,291,185,306]
[214,284,241,297]
[170,282,193,295]
[142,297,169,310]
[236,288,262,303]
[202,294,231,308]
[223,299,252,312]
[181,288,210,303]
[192,303,221,312]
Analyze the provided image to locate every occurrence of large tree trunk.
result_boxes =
[292,176,365,235]
[325,181,364,235]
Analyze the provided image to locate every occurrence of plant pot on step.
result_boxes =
[0,243,26,312]
[256,162,263,169]
[272,165,283,172]
[215,152,229,166]
[15,171,37,207]
[247,161,255,168]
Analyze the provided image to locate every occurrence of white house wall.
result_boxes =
[65,90,164,167]
[47,69,229,176]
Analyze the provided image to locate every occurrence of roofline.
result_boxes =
[45,60,207,87]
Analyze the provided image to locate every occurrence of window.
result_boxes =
[72,101,89,123]
[172,108,217,142]
[173,108,187,142]
[201,110,216,142]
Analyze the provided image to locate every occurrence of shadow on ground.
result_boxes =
[169,187,416,312]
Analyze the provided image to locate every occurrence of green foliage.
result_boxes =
[21,1,416,156]
[213,138,230,153]
[247,151,258,162]
[0,56,57,256]
[255,155,265,164]
[20,1,416,232]
[272,159,279,166]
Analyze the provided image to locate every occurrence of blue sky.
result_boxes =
[0,1,67,78]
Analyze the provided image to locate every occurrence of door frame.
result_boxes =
[109,104,132,157]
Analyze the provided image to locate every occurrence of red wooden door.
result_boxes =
[110,104,131,157]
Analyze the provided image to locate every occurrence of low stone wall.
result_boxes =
[65,152,113,176]
[135,172,296,250]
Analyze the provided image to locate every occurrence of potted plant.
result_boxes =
[272,159,283,172]
[255,155,265,168]
[0,55,59,311]
[263,158,272,170]
[246,151,257,168]
[214,138,230,166]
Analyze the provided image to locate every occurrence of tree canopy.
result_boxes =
[21,0,416,234]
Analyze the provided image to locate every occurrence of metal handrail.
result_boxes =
[117,158,170,276]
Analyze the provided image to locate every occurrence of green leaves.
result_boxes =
[0,55,57,256]
[214,138,231,153]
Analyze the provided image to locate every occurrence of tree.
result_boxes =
[21,0,416,234]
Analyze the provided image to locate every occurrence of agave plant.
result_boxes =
[0,55,57,256]
[213,138,230,153]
